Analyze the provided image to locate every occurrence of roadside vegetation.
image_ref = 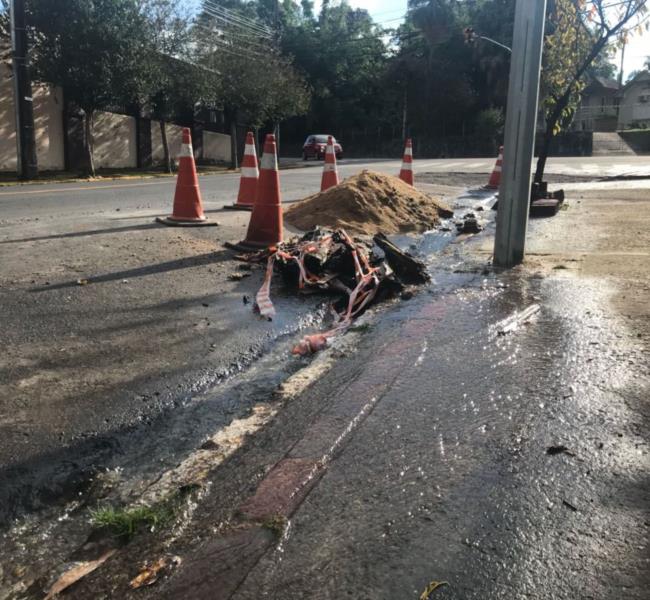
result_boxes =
[0,0,647,178]
[90,502,177,540]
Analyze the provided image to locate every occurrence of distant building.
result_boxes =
[573,77,620,132]
[618,70,650,130]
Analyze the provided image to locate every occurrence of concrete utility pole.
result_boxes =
[493,0,546,267]
[10,0,38,179]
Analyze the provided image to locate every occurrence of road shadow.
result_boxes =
[0,222,161,244]
[30,250,231,292]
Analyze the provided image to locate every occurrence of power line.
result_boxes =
[202,0,270,33]
[202,1,272,37]
[195,23,272,55]
[200,7,272,40]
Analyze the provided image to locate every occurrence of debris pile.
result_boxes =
[240,228,429,355]
[284,170,453,236]
[455,212,484,234]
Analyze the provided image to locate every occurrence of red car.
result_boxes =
[302,134,343,160]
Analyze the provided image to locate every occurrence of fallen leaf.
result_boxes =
[420,580,449,599]
[129,555,181,589]
[45,550,116,599]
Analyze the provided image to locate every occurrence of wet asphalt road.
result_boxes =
[56,211,649,600]
[1,160,648,598]
[229,268,649,599]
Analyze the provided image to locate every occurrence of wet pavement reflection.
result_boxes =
[2,190,648,599]
[232,262,648,599]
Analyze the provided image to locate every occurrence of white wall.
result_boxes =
[92,111,137,169]
[151,121,184,165]
[33,84,65,170]
[619,79,650,128]
[203,130,231,163]
[0,64,17,171]
[0,71,232,172]
[0,64,65,171]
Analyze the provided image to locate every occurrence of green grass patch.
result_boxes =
[90,503,175,539]
[261,514,288,536]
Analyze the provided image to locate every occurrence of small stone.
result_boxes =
[200,439,220,450]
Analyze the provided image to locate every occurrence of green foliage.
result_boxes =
[280,2,388,134]
[143,0,209,121]
[474,107,505,138]
[194,2,310,127]
[90,503,175,539]
[28,0,153,112]
[541,0,590,136]
[16,0,643,170]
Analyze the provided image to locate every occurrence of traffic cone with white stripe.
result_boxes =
[486,146,503,189]
[228,131,259,210]
[239,133,283,249]
[399,138,414,186]
[320,135,339,191]
[156,128,216,226]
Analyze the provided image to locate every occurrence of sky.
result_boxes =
[313,0,408,24]
[614,34,649,82]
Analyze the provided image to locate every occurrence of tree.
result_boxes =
[535,0,648,183]
[142,0,209,173]
[28,0,155,176]
[281,2,390,144]
[396,1,478,141]
[194,2,310,167]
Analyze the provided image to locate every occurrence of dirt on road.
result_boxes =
[285,170,453,235]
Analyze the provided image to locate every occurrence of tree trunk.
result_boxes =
[159,120,172,174]
[534,122,555,184]
[230,119,238,170]
[83,109,96,178]
[534,91,572,184]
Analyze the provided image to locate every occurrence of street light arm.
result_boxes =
[464,27,512,53]
[477,35,512,54]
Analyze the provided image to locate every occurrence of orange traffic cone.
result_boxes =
[320,135,339,191]
[486,146,503,189]
[156,128,216,226]
[239,133,283,249]
[399,138,414,186]
[228,131,259,210]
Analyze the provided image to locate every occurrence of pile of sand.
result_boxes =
[284,170,453,235]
